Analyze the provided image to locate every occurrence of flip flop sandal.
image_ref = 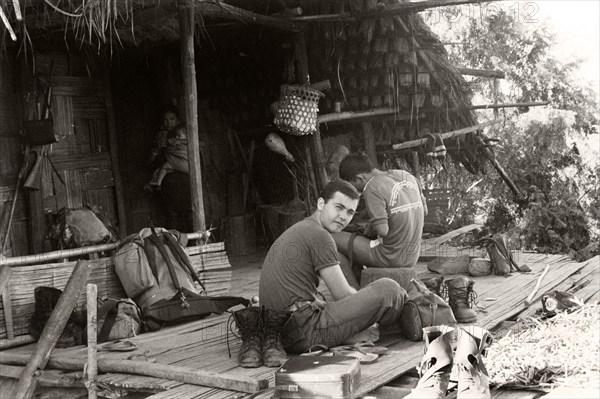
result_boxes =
[331,343,389,356]
[101,340,138,352]
[300,344,328,357]
[329,348,379,364]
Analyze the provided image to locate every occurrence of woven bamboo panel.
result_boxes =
[0,244,233,340]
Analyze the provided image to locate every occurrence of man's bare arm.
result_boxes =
[373,223,389,238]
[319,264,357,300]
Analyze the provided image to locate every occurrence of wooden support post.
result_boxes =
[12,260,92,399]
[410,150,420,180]
[0,265,14,339]
[86,284,98,399]
[294,32,328,192]
[102,64,128,237]
[362,122,377,166]
[179,0,206,232]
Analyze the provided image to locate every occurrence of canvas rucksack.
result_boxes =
[113,227,248,331]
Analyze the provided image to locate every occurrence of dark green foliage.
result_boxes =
[422,6,599,255]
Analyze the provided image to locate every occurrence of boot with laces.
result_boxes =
[406,325,457,399]
[454,326,493,398]
[421,276,447,300]
[446,276,477,323]
[262,308,292,367]
[232,307,264,368]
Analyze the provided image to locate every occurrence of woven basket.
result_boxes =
[274,84,324,136]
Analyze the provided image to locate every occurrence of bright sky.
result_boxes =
[535,1,600,88]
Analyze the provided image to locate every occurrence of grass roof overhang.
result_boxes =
[1,0,492,174]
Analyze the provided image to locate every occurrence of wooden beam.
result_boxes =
[12,260,93,399]
[180,0,206,232]
[291,0,498,22]
[458,67,505,79]
[195,0,301,31]
[1,352,269,394]
[391,119,502,151]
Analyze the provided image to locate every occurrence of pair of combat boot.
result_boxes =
[407,325,493,399]
[231,306,292,368]
[423,275,478,324]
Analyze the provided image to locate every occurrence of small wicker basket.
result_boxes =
[274,84,324,136]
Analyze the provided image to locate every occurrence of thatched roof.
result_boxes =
[1,0,488,173]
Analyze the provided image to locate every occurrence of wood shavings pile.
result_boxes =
[486,303,600,390]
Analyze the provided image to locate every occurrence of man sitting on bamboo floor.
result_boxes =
[335,153,427,288]
[258,180,407,355]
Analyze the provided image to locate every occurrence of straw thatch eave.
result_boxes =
[1,0,492,175]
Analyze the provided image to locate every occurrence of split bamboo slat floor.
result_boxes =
[0,242,598,398]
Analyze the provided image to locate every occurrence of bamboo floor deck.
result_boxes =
[1,242,598,399]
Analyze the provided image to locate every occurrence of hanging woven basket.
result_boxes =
[274,84,324,136]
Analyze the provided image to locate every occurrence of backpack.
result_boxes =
[113,227,248,331]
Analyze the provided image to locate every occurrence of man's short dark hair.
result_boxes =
[319,179,360,202]
[339,153,374,182]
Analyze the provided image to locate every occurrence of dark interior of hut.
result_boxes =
[109,27,315,246]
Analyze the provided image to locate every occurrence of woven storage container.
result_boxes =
[274,84,324,136]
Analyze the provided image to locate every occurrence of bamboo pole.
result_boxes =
[469,101,548,110]
[291,0,498,22]
[194,0,301,32]
[0,4,17,41]
[1,352,269,394]
[458,67,505,79]
[180,0,206,233]
[0,265,14,339]
[319,108,423,124]
[12,260,93,399]
[0,365,85,388]
[0,232,204,267]
[0,335,36,350]
[12,0,23,21]
[86,284,98,399]
[391,119,502,151]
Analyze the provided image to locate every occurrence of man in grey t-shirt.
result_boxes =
[259,180,407,353]
[336,153,427,287]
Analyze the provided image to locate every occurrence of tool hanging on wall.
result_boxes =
[24,61,64,193]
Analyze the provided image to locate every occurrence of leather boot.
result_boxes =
[30,287,83,347]
[421,276,447,300]
[454,326,493,398]
[446,276,477,323]
[406,326,457,399]
[232,307,263,368]
[262,308,292,367]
